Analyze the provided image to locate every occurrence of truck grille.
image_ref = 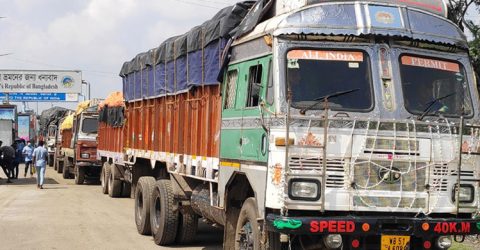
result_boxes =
[288,157,345,188]
[353,161,427,209]
[432,164,449,192]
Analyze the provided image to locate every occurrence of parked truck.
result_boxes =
[58,100,101,184]
[98,0,480,249]
[38,106,70,167]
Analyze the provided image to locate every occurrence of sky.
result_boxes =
[0,0,478,113]
[0,0,240,112]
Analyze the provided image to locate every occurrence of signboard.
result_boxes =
[401,56,460,73]
[0,70,82,94]
[0,106,15,120]
[17,115,30,141]
[0,93,78,102]
[288,50,364,61]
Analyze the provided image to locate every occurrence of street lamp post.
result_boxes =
[81,80,90,100]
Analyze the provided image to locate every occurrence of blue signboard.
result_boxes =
[0,93,72,101]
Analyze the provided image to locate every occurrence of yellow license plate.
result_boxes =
[381,235,410,250]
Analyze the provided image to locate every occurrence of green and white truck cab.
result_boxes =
[218,0,480,249]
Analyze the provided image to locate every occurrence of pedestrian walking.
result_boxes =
[32,141,48,189]
[22,142,34,177]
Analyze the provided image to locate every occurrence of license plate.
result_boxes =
[381,235,410,250]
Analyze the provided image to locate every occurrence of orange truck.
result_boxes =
[58,101,101,184]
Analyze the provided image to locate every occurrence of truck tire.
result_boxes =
[150,179,178,245]
[56,158,63,173]
[235,198,261,250]
[135,176,156,235]
[108,164,122,197]
[74,165,85,184]
[122,182,132,198]
[101,162,110,194]
[62,162,70,179]
[48,154,54,167]
[176,212,198,244]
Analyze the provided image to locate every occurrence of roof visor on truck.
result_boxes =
[305,0,447,17]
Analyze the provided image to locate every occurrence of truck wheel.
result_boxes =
[235,198,261,250]
[56,159,63,173]
[135,176,156,235]
[74,165,85,184]
[48,154,54,167]
[150,179,178,245]
[176,212,198,244]
[101,162,110,194]
[108,164,122,197]
[122,182,132,198]
[62,162,70,179]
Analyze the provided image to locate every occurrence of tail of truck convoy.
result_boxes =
[39,106,70,166]
[57,100,101,184]
[97,0,480,249]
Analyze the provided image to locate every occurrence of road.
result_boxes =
[0,164,222,250]
[0,165,476,250]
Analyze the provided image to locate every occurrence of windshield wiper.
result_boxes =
[299,88,360,115]
[417,91,456,121]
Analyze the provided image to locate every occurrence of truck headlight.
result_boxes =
[80,153,90,159]
[289,179,320,201]
[452,184,474,203]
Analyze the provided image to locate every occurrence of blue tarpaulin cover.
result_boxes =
[120,1,254,101]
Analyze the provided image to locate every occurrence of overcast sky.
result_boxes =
[0,0,478,113]
[0,0,239,112]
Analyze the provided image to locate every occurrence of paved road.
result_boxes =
[0,164,222,250]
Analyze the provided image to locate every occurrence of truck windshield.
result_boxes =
[81,118,98,134]
[48,126,56,137]
[399,55,473,117]
[286,49,373,111]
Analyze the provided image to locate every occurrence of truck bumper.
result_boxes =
[266,213,480,236]
[76,161,101,168]
[266,214,480,249]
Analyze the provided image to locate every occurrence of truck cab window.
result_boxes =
[224,70,238,109]
[246,64,263,107]
[286,49,373,111]
[399,55,473,117]
[82,118,98,134]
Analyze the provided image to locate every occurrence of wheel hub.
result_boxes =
[239,221,254,250]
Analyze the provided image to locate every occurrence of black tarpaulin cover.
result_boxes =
[39,107,70,136]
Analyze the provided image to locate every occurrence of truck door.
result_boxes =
[238,58,270,162]
[220,56,271,162]
[221,65,243,160]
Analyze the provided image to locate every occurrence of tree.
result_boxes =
[447,0,480,76]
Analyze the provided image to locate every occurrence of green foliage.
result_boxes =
[467,21,480,77]
[447,0,480,76]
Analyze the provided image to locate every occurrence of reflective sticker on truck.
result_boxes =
[432,222,471,234]
[310,220,355,233]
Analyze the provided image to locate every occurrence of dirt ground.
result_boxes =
[0,164,222,250]
[0,164,478,250]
